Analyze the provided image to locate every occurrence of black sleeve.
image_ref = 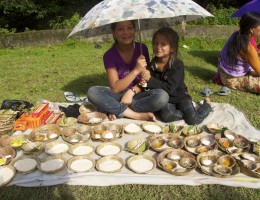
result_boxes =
[147,60,185,96]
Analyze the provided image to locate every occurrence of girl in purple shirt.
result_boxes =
[87,20,168,121]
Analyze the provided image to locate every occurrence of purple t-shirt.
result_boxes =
[103,42,150,88]
[219,31,252,77]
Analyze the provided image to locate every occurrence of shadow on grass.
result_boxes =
[61,73,108,95]
[188,50,220,67]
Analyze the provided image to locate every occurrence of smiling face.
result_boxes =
[112,21,135,45]
[152,34,173,59]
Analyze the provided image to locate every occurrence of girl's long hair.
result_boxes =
[227,12,260,65]
[152,27,179,67]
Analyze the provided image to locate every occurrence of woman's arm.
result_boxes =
[245,44,260,76]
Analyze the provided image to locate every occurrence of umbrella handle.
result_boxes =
[138,19,142,55]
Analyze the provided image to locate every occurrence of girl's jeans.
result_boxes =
[87,86,169,118]
[157,98,212,125]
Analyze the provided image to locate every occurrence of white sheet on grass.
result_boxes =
[8,102,260,188]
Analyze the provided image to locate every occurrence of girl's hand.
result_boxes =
[134,55,147,74]
[141,69,151,81]
[121,89,135,105]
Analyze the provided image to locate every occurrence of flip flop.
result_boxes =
[64,92,80,102]
[200,88,213,97]
[217,86,231,96]
[79,97,89,103]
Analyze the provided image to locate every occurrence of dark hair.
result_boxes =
[111,20,135,31]
[227,12,260,65]
[152,27,179,64]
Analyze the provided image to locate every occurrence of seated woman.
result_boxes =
[214,12,260,93]
[87,20,168,121]
[140,27,212,125]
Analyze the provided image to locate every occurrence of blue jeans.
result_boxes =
[87,86,169,118]
[157,98,212,125]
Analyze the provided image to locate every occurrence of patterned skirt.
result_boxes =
[219,70,260,93]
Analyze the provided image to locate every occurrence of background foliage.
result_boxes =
[0,0,252,33]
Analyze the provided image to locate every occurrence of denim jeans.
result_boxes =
[87,86,169,118]
[157,98,212,125]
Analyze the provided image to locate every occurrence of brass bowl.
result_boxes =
[206,123,226,134]
[182,125,203,136]
[21,141,45,155]
[127,155,156,174]
[100,130,118,142]
[166,150,185,161]
[160,159,177,171]
[0,165,16,187]
[12,156,38,174]
[218,138,233,149]
[62,134,83,144]
[96,142,122,156]
[0,146,16,165]
[92,124,106,139]
[241,160,258,171]
[233,137,250,149]
[200,137,215,146]
[68,143,95,156]
[78,112,107,124]
[125,139,148,155]
[67,156,95,173]
[77,124,92,134]
[186,138,201,148]
[179,157,197,169]
[142,122,163,134]
[213,164,232,176]
[200,155,217,166]
[62,127,76,137]
[217,155,236,168]
[168,136,184,149]
[150,138,166,149]
[223,130,238,141]
[96,155,124,173]
[38,155,66,174]
[241,153,260,162]
[196,145,213,154]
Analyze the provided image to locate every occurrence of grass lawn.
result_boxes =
[0,37,259,199]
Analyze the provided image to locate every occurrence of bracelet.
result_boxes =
[130,87,136,94]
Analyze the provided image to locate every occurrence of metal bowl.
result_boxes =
[67,156,95,173]
[100,130,118,142]
[217,155,236,168]
[96,142,122,156]
[179,157,197,169]
[0,146,16,166]
[45,141,69,155]
[196,145,213,154]
[241,160,258,171]
[233,137,250,149]
[38,155,66,174]
[223,130,238,141]
[206,123,226,134]
[77,124,92,134]
[166,150,185,161]
[142,122,163,134]
[218,138,233,149]
[186,138,201,148]
[12,156,38,174]
[213,164,233,176]
[124,123,142,135]
[106,123,122,135]
[150,138,166,149]
[182,125,203,136]
[92,124,106,139]
[62,127,76,137]
[200,137,215,146]
[241,153,260,162]
[160,159,177,171]
[96,155,124,173]
[0,165,16,187]
[21,141,45,155]
[168,136,184,149]
[127,155,156,174]
[68,143,95,156]
[62,134,83,144]
[200,155,217,166]
[77,112,107,124]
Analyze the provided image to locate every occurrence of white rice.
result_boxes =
[14,158,37,172]
[70,159,93,172]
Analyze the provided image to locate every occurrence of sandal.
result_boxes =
[217,86,231,96]
[200,88,213,97]
[64,92,80,102]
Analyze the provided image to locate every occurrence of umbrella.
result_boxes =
[231,0,260,18]
[68,0,213,38]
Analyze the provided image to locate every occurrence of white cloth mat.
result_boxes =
[8,102,260,188]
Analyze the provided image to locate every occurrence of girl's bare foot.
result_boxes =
[204,97,211,104]
[108,114,117,121]
[123,108,156,121]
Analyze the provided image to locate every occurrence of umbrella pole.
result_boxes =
[138,19,142,55]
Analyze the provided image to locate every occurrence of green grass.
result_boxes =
[0,38,259,199]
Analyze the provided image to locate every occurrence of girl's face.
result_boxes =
[251,25,260,38]
[153,34,173,59]
[113,21,135,45]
